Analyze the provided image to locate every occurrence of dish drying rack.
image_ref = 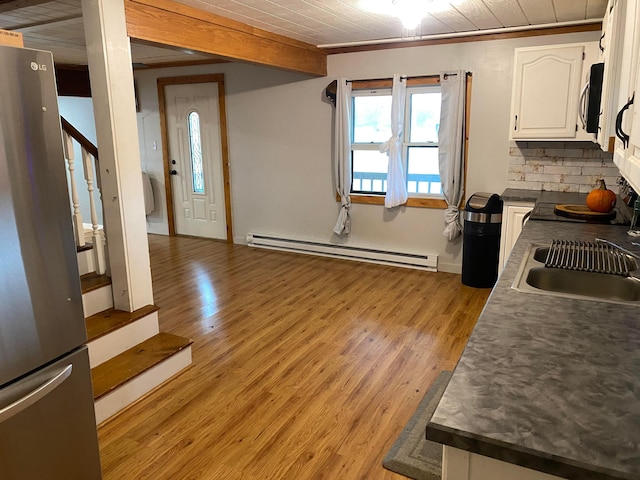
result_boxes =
[543,240,638,276]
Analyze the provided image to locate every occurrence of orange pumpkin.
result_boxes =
[586,179,617,213]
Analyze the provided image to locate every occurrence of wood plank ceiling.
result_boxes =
[175,0,608,46]
[0,0,217,65]
[0,0,607,66]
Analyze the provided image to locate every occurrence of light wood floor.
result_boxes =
[98,235,490,480]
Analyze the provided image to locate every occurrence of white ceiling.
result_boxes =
[176,0,608,46]
[0,0,216,65]
[0,0,607,65]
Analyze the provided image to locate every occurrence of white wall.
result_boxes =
[134,30,599,273]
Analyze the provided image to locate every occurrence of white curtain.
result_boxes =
[438,71,466,240]
[381,74,408,208]
[333,78,352,235]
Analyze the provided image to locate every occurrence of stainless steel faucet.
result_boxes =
[595,238,640,261]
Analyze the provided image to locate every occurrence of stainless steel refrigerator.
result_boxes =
[0,45,102,478]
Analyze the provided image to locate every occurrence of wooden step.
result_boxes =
[86,305,160,342]
[92,333,193,424]
[92,332,192,400]
[81,272,111,294]
[81,272,113,317]
[86,305,161,368]
[77,242,93,253]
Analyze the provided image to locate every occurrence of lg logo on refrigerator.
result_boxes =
[30,62,46,71]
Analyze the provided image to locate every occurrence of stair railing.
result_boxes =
[61,117,107,275]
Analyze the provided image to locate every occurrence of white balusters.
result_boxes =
[63,130,85,247]
[82,147,106,275]
[63,120,107,276]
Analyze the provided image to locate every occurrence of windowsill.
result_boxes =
[338,193,447,209]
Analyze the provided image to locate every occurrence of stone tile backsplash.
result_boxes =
[508,141,618,193]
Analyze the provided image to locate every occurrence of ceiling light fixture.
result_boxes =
[359,0,430,29]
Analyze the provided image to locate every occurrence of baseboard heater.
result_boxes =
[246,233,437,271]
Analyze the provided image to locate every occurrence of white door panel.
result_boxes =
[165,83,226,239]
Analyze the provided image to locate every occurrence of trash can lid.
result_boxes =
[465,193,503,213]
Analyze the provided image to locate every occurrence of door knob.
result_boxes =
[170,170,178,175]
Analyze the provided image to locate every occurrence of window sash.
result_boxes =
[350,84,443,198]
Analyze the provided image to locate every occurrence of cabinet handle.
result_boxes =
[579,82,589,129]
[615,93,635,148]
[514,115,518,131]
[599,32,605,53]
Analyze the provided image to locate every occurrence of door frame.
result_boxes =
[157,73,233,241]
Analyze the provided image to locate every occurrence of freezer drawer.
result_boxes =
[0,346,101,479]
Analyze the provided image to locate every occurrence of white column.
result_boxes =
[81,0,153,311]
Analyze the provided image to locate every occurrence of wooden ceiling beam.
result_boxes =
[124,0,327,77]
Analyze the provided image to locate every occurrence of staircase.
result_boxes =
[65,117,192,425]
[78,241,193,424]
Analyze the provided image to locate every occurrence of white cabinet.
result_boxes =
[625,53,640,191]
[510,43,597,141]
[443,446,565,480]
[611,0,640,192]
[498,201,534,272]
[598,0,626,150]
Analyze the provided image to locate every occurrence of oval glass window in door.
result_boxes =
[188,111,205,194]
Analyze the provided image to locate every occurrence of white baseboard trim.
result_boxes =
[437,261,462,275]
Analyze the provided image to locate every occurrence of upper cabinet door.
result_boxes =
[598,0,626,150]
[510,44,585,140]
[613,0,640,190]
[620,1,640,191]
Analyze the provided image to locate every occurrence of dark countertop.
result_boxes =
[501,188,631,225]
[501,188,588,206]
[426,220,640,480]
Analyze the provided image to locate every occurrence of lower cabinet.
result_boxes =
[442,446,565,480]
[498,201,535,272]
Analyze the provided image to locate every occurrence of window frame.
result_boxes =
[403,84,442,197]
[341,75,470,209]
[351,88,393,195]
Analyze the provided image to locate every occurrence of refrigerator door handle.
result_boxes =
[0,364,73,424]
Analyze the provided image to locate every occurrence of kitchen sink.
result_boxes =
[512,244,640,305]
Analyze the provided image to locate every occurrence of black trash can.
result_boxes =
[462,193,503,288]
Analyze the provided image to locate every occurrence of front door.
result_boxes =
[165,82,227,239]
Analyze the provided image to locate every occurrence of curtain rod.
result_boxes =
[346,72,471,83]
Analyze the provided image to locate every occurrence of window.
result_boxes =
[188,111,205,194]
[351,82,442,197]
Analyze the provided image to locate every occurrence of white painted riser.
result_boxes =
[94,346,192,424]
[77,248,96,277]
[82,284,114,317]
[80,279,192,425]
[87,312,160,368]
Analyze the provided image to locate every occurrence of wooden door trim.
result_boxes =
[157,73,233,242]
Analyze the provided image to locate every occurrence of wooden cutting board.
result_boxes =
[554,204,616,223]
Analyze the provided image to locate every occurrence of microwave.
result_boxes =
[580,62,604,134]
